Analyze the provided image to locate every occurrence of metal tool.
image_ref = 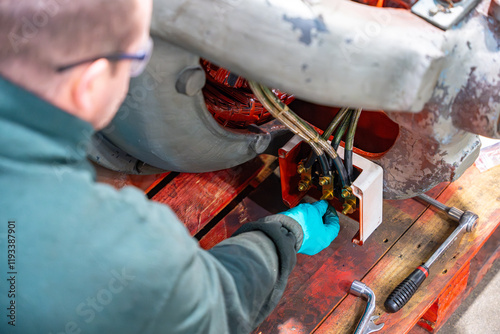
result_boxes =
[385,194,479,313]
[350,280,385,334]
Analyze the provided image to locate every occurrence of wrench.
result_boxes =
[350,280,385,334]
[384,194,479,313]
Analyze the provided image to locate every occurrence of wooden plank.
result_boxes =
[198,162,281,249]
[199,198,272,249]
[144,173,172,194]
[409,223,500,333]
[151,156,274,236]
[315,165,500,334]
[467,224,500,291]
[252,184,447,334]
[417,262,470,332]
[192,161,447,334]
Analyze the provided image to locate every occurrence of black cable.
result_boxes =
[344,109,362,184]
[332,156,349,187]
[344,149,353,185]
[318,154,330,176]
[304,108,350,169]
[332,112,351,151]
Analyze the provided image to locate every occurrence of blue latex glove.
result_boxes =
[281,200,340,255]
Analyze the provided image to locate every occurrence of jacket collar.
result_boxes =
[0,75,95,165]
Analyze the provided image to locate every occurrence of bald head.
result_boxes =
[0,0,143,91]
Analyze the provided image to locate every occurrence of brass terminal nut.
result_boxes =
[298,180,310,192]
[319,177,330,186]
[342,197,357,215]
[342,187,353,199]
[342,203,354,215]
[297,164,306,175]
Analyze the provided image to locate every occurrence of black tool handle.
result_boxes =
[384,265,429,313]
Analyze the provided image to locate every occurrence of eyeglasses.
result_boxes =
[56,37,154,78]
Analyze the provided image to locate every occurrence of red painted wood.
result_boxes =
[409,324,432,334]
[143,173,171,193]
[468,224,500,289]
[180,160,447,334]
[250,185,448,334]
[418,263,470,332]
[316,166,500,334]
[199,198,271,249]
[409,227,500,334]
[151,158,265,236]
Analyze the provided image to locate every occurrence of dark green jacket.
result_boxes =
[0,76,302,334]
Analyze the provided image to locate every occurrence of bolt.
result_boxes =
[342,187,352,199]
[298,180,310,192]
[429,6,439,16]
[297,164,306,174]
[319,177,330,186]
[343,203,354,215]
[176,66,207,96]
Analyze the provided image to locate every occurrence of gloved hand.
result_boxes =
[281,200,340,256]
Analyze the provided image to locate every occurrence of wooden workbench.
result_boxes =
[96,156,500,333]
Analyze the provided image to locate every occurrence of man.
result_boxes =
[0,1,340,333]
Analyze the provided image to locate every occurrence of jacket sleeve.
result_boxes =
[146,210,304,334]
[210,214,304,332]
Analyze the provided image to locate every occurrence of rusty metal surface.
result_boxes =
[388,1,500,142]
[375,127,480,199]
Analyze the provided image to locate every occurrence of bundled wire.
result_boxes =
[248,80,350,188]
[304,107,350,169]
[332,110,353,151]
[322,107,351,141]
[344,108,363,183]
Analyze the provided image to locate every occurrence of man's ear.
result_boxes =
[71,59,110,119]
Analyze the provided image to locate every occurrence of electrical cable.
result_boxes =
[332,111,352,151]
[248,81,323,157]
[248,81,349,187]
[344,108,362,183]
[323,107,350,140]
[304,107,350,169]
[318,154,330,176]
[260,83,350,186]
